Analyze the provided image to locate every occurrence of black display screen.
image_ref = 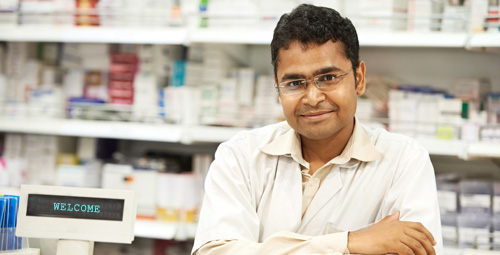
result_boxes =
[27,194,124,221]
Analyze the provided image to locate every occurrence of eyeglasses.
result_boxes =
[275,69,353,96]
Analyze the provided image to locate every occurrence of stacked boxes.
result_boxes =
[436,95,463,140]
[0,0,19,26]
[453,78,491,105]
[487,93,500,125]
[458,180,492,248]
[441,1,467,32]
[387,84,498,141]
[133,73,159,122]
[487,0,499,32]
[75,0,100,26]
[108,53,138,105]
[236,68,257,127]
[80,44,110,102]
[254,75,281,127]
[469,0,490,33]
[388,86,421,137]
[407,0,443,32]
[18,0,74,26]
[346,0,410,31]
[101,153,210,224]
[437,177,500,249]
[494,183,500,250]
[2,134,59,186]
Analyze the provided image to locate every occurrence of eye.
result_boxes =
[319,74,336,82]
[284,80,303,88]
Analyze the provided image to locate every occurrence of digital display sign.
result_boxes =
[26,194,124,221]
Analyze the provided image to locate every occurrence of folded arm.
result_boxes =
[196,231,349,255]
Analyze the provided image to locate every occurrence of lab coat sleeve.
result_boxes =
[377,146,444,254]
[192,141,350,255]
[196,231,349,255]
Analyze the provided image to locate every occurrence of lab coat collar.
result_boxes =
[259,117,383,164]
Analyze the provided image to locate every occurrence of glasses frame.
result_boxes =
[275,69,353,96]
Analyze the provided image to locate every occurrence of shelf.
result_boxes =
[0,26,481,48]
[189,28,469,47]
[0,118,244,144]
[358,31,468,47]
[0,26,188,44]
[183,125,246,144]
[134,220,196,240]
[415,137,468,157]
[188,27,274,45]
[468,33,500,48]
[0,118,246,144]
[467,142,500,158]
[0,118,182,143]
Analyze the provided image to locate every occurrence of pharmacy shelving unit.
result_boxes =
[1,25,500,254]
[1,117,500,159]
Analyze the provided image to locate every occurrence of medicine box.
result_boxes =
[459,180,492,214]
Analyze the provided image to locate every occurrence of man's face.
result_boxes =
[275,40,366,141]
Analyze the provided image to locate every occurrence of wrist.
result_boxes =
[347,231,357,254]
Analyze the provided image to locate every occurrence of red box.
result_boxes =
[109,88,134,98]
[109,72,135,81]
[110,63,138,73]
[109,80,134,89]
[111,53,138,64]
[109,97,133,105]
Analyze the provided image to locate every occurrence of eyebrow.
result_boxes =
[280,66,344,81]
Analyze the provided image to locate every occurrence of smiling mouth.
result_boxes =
[300,111,334,120]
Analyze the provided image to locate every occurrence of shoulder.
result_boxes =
[360,124,435,185]
[209,122,291,183]
[361,124,429,158]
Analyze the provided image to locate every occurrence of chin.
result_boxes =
[299,129,336,141]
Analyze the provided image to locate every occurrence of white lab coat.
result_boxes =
[193,121,443,254]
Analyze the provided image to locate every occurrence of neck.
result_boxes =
[301,119,355,173]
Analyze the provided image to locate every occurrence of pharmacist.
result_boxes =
[193,4,442,255]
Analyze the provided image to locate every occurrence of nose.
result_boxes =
[302,80,325,107]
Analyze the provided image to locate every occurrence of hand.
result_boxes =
[347,211,437,255]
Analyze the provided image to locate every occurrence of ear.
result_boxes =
[355,61,366,96]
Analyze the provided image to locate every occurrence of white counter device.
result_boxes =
[16,185,136,255]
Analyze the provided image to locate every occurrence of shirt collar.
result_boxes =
[259,125,308,166]
[259,117,383,165]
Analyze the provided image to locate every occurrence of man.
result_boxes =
[192,4,442,255]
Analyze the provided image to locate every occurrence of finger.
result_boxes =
[407,222,436,245]
[394,242,415,255]
[381,211,400,223]
[405,228,436,255]
[401,235,428,255]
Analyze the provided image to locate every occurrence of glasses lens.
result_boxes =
[316,74,338,88]
[281,80,305,95]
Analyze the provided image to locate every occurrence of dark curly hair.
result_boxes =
[271,4,360,78]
